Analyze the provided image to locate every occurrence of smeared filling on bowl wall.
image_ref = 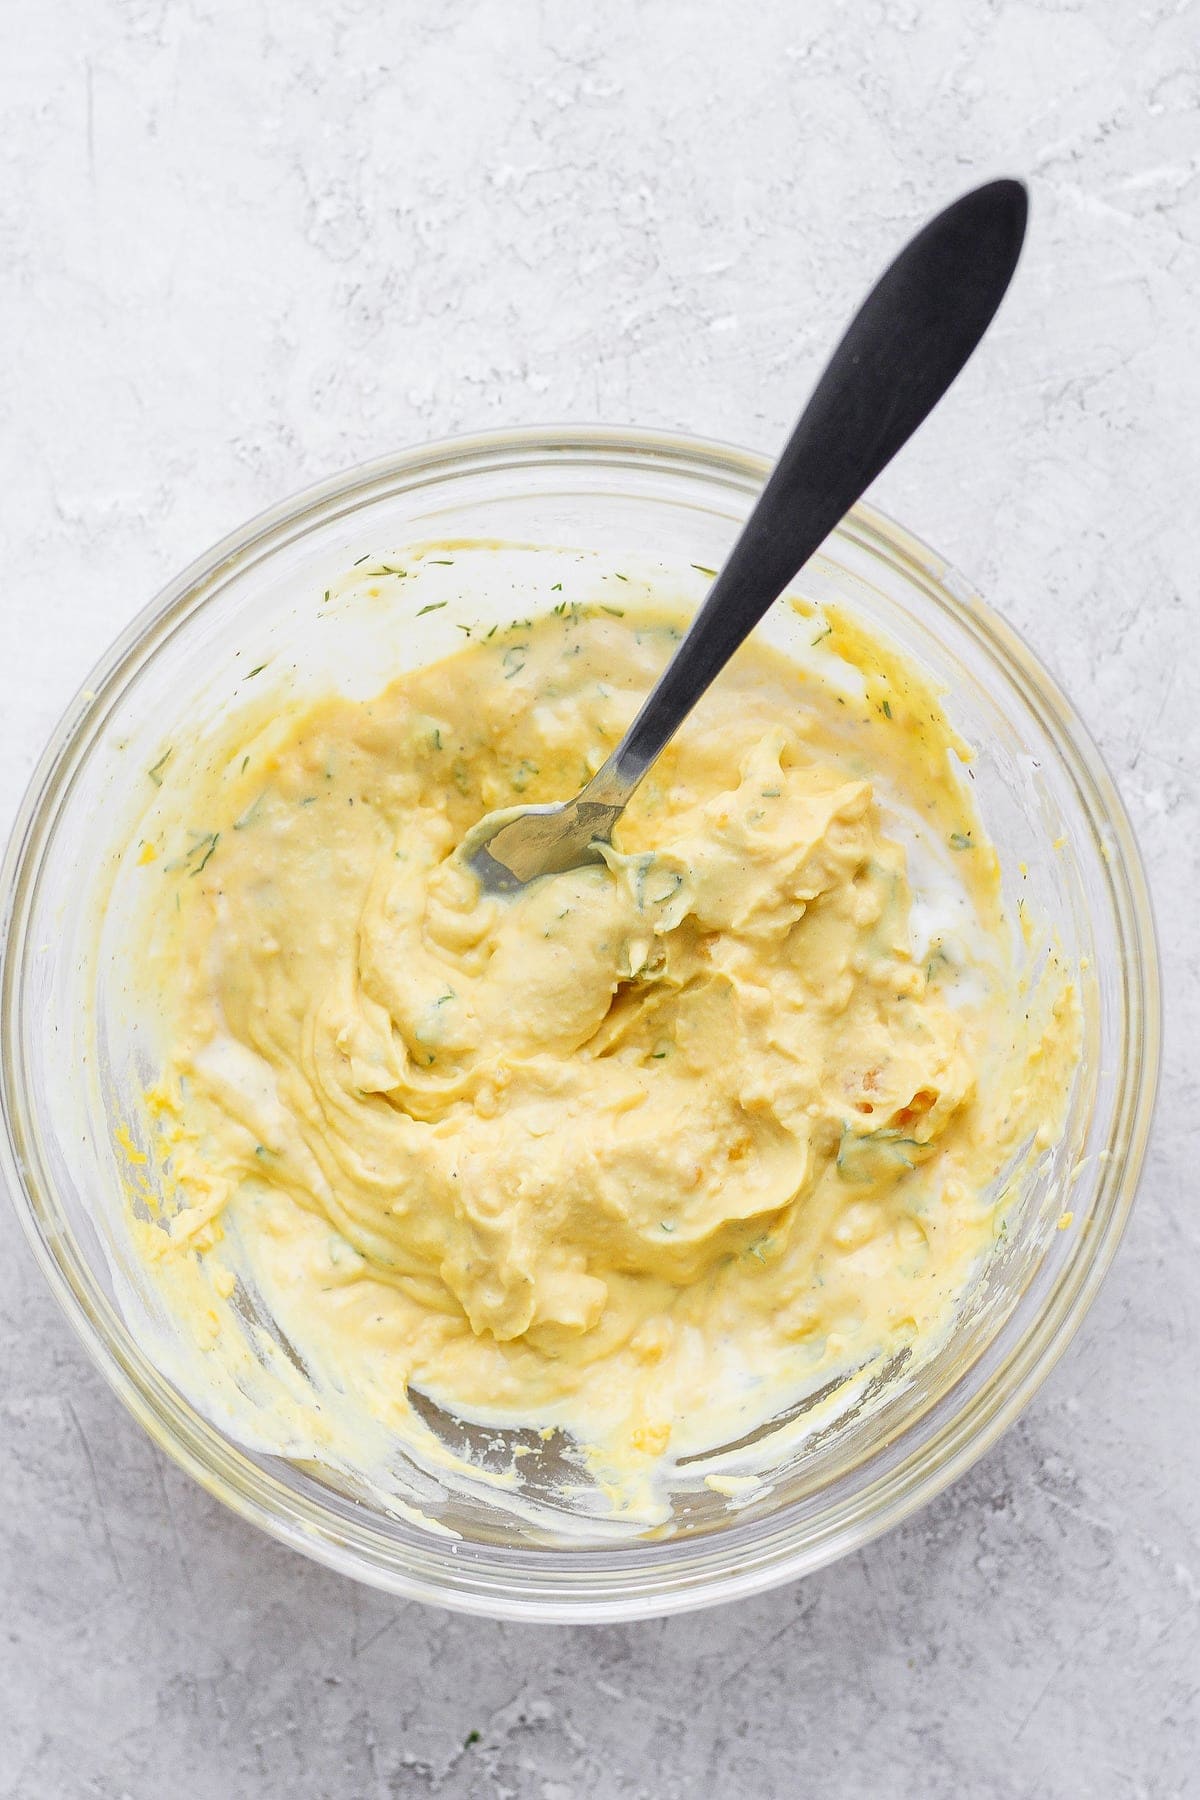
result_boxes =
[114,548,1077,1528]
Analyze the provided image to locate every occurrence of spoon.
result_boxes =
[466,178,1028,895]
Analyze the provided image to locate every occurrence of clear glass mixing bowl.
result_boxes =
[0,428,1159,1620]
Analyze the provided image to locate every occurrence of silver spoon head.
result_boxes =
[463,796,625,895]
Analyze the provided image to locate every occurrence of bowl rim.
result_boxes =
[0,423,1162,1621]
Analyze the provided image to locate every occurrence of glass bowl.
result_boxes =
[0,427,1159,1621]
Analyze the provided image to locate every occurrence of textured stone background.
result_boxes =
[1,2,1197,1796]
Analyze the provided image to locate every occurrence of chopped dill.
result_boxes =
[147,748,173,786]
[417,601,447,617]
[189,833,219,876]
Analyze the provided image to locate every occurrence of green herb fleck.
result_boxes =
[613,572,628,582]
[189,833,219,876]
[240,755,250,774]
[485,623,498,638]
[502,646,528,679]
[551,582,563,593]
[417,601,447,617]
[659,1220,676,1233]
[322,589,330,603]
[882,699,892,719]
[147,749,173,786]
[600,605,625,618]
[353,553,371,566]
[427,558,455,566]
[811,621,832,646]
[691,563,717,578]
[245,664,267,680]
[464,1731,481,1748]
[950,832,973,851]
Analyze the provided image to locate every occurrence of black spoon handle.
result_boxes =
[602,178,1028,795]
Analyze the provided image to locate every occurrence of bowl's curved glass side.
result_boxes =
[0,428,1160,1619]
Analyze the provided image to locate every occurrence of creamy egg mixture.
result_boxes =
[119,570,1075,1522]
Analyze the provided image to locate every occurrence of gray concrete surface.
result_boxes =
[1,2,1197,1795]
